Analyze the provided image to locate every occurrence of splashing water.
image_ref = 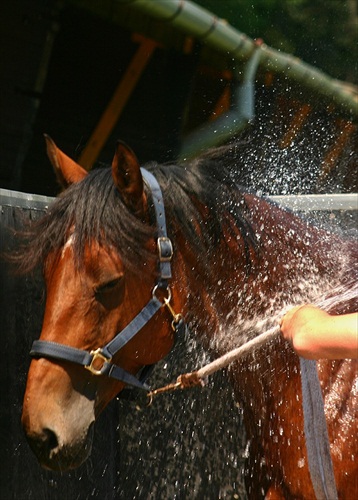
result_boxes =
[108,108,357,498]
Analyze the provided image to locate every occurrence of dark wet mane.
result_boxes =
[14,149,257,276]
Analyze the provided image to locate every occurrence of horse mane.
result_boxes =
[13,147,258,277]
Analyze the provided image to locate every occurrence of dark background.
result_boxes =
[0,1,357,498]
[1,0,357,195]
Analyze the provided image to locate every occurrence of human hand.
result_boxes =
[280,305,358,359]
[279,305,332,358]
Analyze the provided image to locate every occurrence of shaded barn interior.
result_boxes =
[1,0,357,196]
[0,0,357,499]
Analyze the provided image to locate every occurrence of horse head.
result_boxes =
[21,138,179,470]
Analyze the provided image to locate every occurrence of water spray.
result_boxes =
[147,282,357,402]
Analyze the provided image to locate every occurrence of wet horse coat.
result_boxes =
[19,138,357,498]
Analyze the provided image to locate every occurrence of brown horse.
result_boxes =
[18,137,357,498]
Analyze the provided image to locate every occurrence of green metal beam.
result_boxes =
[116,0,357,118]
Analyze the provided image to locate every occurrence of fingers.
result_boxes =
[279,305,306,327]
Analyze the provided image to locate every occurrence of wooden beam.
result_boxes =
[210,85,231,121]
[280,103,311,149]
[79,36,157,169]
[319,120,356,180]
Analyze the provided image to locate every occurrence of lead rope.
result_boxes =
[147,325,279,398]
[148,325,338,499]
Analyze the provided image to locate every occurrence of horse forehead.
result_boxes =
[84,241,124,267]
[60,235,124,275]
[61,233,75,257]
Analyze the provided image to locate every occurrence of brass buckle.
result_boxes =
[85,348,111,376]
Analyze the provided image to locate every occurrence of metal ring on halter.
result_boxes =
[152,284,171,304]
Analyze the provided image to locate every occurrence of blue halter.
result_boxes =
[30,168,185,391]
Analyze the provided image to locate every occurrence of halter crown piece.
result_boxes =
[30,168,185,391]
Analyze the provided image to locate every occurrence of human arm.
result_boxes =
[280,305,358,359]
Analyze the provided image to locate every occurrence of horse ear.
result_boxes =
[111,141,145,214]
[44,134,87,188]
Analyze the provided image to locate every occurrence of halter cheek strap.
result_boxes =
[30,168,185,391]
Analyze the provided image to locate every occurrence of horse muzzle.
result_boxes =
[24,421,95,471]
[21,364,97,471]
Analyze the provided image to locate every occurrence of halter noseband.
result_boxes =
[30,168,185,391]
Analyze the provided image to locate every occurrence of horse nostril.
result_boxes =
[42,428,59,452]
[27,427,60,461]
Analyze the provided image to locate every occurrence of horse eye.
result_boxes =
[95,278,122,295]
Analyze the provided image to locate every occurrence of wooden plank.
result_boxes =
[78,36,157,169]
[319,120,356,180]
[279,103,311,148]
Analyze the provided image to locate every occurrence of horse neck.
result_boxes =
[238,193,349,304]
[171,193,351,345]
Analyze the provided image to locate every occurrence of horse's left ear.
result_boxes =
[45,135,88,188]
[112,141,145,214]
